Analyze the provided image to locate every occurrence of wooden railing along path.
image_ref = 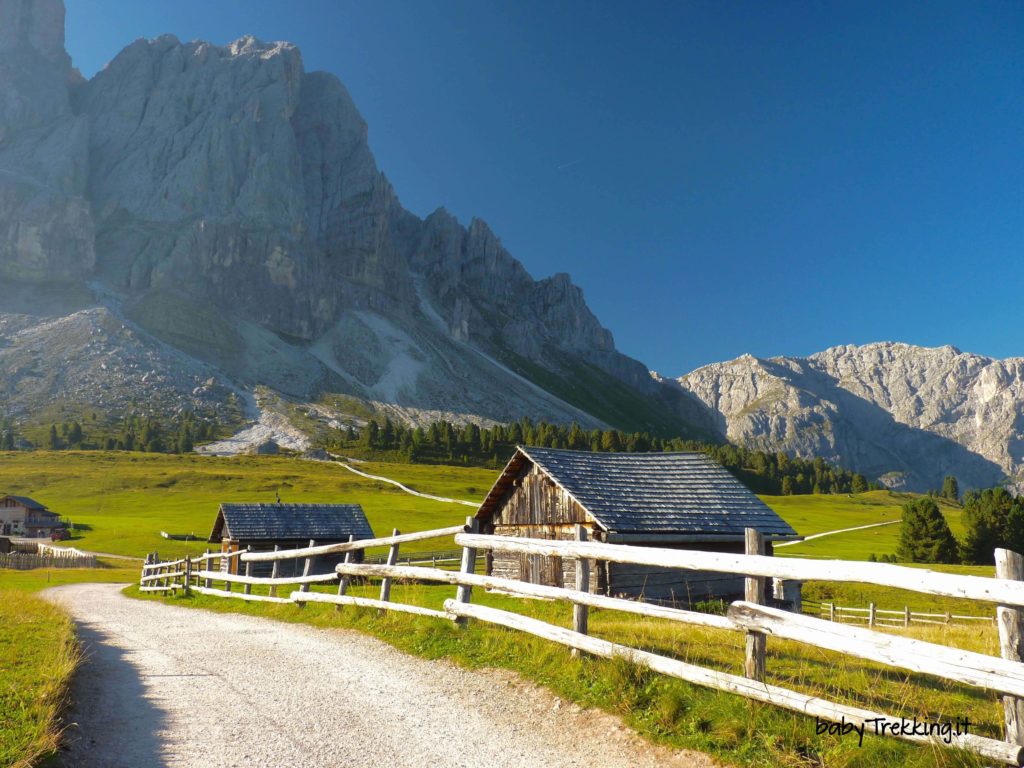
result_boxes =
[141,524,1024,765]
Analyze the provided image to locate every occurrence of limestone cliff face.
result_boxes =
[411,210,614,362]
[65,28,617,361]
[0,0,683,435]
[673,342,1024,491]
[0,0,94,280]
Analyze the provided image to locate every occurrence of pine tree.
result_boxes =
[941,475,960,503]
[48,424,60,450]
[897,498,958,564]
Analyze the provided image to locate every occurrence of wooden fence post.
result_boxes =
[996,547,1024,748]
[571,525,590,657]
[904,606,911,627]
[336,535,355,611]
[380,529,401,604]
[203,549,212,589]
[183,556,191,596]
[454,516,479,626]
[269,545,281,597]
[828,602,835,622]
[869,602,877,628]
[300,539,317,593]
[744,527,766,681]
[224,549,232,593]
[243,547,253,596]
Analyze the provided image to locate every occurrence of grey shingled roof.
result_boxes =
[3,495,48,510]
[479,447,797,538]
[211,503,374,542]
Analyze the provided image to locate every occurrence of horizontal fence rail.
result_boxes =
[806,599,997,629]
[456,533,1024,608]
[140,523,1024,764]
[239,525,468,563]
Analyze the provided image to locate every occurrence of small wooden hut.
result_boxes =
[475,446,799,604]
[208,503,374,577]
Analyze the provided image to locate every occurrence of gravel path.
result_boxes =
[45,584,717,768]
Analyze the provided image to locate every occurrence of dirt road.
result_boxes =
[45,584,715,768]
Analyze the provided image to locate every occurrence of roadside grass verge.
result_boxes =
[130,581,1002,767]
[0,589,79,768]
[0,563,138,766]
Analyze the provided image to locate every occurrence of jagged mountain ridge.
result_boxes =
[0,0,697,438]
[670,342,1024,491]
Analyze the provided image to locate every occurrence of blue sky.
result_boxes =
[65,1,1023,376]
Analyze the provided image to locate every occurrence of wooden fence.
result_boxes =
[805,599,997,628]
[140,523,1024,765]
[1,551,98,569]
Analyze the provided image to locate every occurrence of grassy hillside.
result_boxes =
[498,347,711,439]
[764,490,963,561]
[0,452,493,559]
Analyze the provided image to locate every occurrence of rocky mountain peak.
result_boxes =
[675,341,1024,491]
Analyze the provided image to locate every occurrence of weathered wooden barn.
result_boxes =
[208,503,374,577]
[475,447,799,604]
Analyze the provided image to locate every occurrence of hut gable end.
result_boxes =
[492,462,589,528]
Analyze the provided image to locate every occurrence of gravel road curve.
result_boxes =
[45,584,718,768]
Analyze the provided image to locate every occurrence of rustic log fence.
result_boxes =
[140,526,1024,765]
[804,599,997,628]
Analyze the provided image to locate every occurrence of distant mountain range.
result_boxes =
[668,342,1024,492]
[2,0,1020,493]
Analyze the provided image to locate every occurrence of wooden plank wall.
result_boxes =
[606,561,744,603]
[488,463,601,592]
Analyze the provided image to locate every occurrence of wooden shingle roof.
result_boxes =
[210,503,374,543]
[477,446,798,540]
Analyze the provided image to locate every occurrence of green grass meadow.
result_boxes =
[0,451,1009,767]
[0,452,494,559]
[768,491,964,561]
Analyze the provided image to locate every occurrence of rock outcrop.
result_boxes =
[0,1,693,438]
[673,342,1024,491]
[0,0,94,281]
